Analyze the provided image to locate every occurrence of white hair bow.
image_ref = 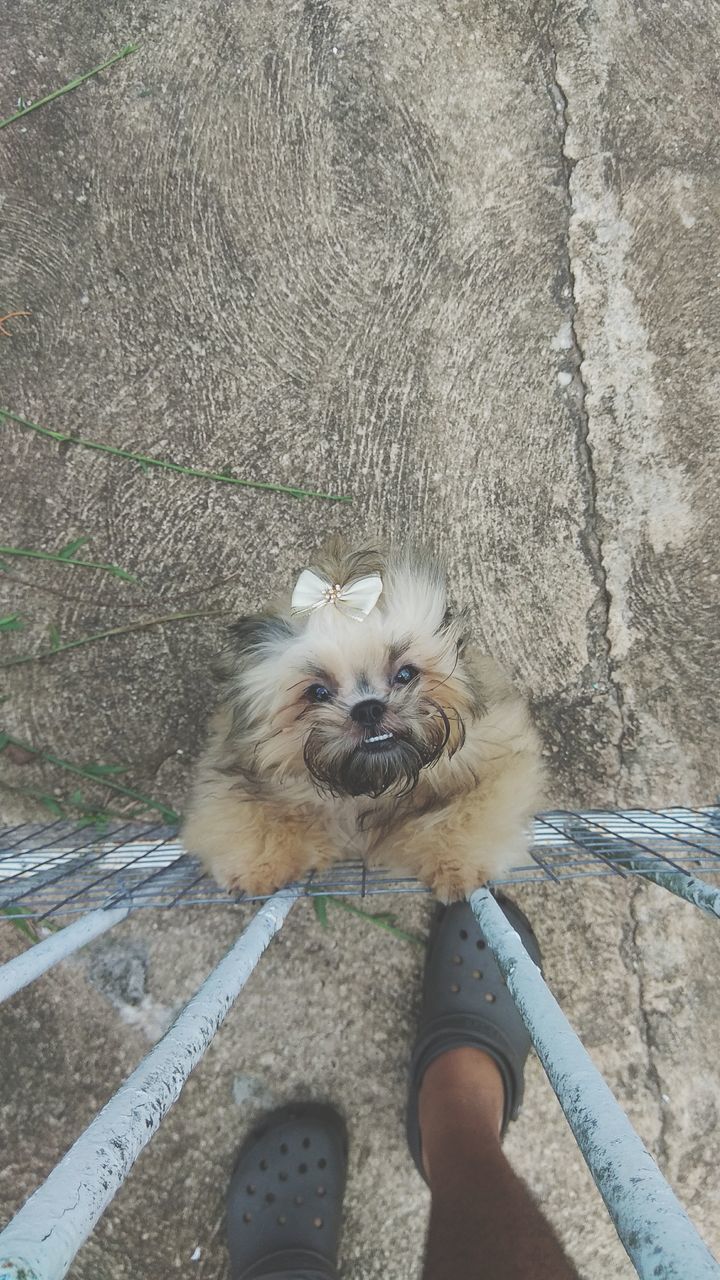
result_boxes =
[291,570,383,622]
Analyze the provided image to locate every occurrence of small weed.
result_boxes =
[1,905,42,943]
[313,895,330,929]
[0,779,152,829]
[1,904,61,943]
[0,605,229,668]
[0,614,24,631]
[0,733,179,822]
[0,538,137,583]
[0,408,351,503]
[33,790,65,817]
[312,893,425,947]
[82,763,130,778]
[0,44,138,130]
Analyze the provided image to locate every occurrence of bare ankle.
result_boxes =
[418,1047,505,1182]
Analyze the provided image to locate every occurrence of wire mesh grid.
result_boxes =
[0,807,719,921]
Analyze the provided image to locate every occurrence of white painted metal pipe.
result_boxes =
[0,906,130,1004]
[620,862,720,918]
[0,888,299,1280]
[470,888,720,1280]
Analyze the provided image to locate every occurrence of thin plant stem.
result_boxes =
[324,893,425,946]
[0,44,138,130]
[0,311,32,336]
[0,607,230,668]
[0,408,351,503]
[0,545,137,583]
[0,734,179,822]
[0,565,246,609]
[0,779,149,823]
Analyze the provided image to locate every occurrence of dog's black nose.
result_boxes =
[351,698,386,728]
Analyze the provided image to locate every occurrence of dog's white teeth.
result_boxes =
[366,732,393,744]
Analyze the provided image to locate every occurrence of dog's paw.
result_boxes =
[224,868,284,898]
[425,865,487,904]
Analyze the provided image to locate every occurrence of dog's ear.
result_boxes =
[229,614,296,653]
[212,613,295,681]
[439,604,472,656]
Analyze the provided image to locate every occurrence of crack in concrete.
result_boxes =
[537,14,627,793]
[628,880,670,1169]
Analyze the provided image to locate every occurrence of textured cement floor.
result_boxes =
[1,0,719,1276]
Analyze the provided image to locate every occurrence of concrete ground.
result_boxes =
[1,0,719,1276]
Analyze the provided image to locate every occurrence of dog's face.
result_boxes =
[218,546,483,799]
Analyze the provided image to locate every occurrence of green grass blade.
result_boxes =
[82,763,129,777]
[38,795,65,816]
[312,895,330,929]
[0,606,229,668]
[57,536,91,560]
[0,544,139,583]
[323,895,425,946]
[0,44,138,130]
[0,408,351,503]
[0,779,151,826]
[1,906,40,942]
[0,733,179,822]
[0,614,24,631]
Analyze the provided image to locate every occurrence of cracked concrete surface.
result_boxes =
[628,882,671,1171]
[536,8,629,791]
[1,0,719,1276]
[555,0,720,802]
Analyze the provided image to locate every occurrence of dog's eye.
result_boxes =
[394,664,419,686]
[307,683,332,703]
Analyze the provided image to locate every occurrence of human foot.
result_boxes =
[226,1102,347,1279]
[407,896,542,1180]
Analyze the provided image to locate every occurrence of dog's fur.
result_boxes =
[182,541,543,901]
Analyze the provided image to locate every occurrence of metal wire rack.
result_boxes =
[2,809,720,1280]
[1,806,719,920]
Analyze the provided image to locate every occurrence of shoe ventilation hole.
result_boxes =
[459,929,468,940]
[278,1171,288,1182]
[246,1184,255,1195]
[243,1212,252,1224]
[265,1192,275,1204]
[295,1194,305,1206]
[299,1163,308,1174]
[317,1185,326,1197]
[280,1143,288,1154]
[484,992,496,1003]
[277,1214,287,1226]
[259,1159,268,1171]
[450,982,460,994]
[314,1217,324,1229]
[451,954,463,965]
[318,1158,327,1169]
[473,969,483,980]
[302,1137,311,1149]
[476,940,486,950]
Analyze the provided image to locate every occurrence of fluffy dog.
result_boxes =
[182,541,543,901]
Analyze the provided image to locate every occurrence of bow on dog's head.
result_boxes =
[217,541,482,799]
[291,568,384,622]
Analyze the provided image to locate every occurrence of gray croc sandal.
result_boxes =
[407,893,541,1181]
[227,1102,348,1280]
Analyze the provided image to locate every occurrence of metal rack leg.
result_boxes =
[0,888,299,1280]
[0,907,130,1004]
[619,863,720,918]
[470,888,720,1280]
